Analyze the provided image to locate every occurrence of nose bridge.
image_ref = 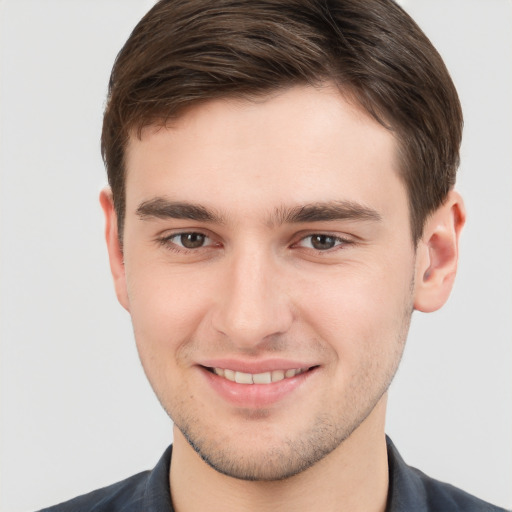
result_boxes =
[212,243,292,347]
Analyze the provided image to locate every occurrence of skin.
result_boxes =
[101,84,465,512]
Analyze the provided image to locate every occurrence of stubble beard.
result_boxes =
[157,278,415,482]
[173,372,394,481]
[169,321,411,481]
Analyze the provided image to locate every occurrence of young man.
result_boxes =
[38,1,507,511]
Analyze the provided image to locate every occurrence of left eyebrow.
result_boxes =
[271,201,382,225]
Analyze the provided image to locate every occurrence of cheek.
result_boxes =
[296,257,414,361]
[125,263,216,358]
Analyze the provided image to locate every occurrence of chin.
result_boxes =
[176,412,356,481]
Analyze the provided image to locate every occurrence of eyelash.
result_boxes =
[294,234,353,252]
[157,232,216,253]
[157,231,354,254]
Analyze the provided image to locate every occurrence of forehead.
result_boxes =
[123,85,406,224]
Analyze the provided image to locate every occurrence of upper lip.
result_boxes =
[199,358,317,374]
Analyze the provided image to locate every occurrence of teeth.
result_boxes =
[224,369,236,382]
[235,371,253,384]
[212,367,307,384]
[253,372,272,384]
[272,370,285,382]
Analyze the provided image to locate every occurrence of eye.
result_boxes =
[297,234,349,251]
[160,232,212,250]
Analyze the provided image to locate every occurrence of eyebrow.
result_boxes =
[136,198,224,223]
[272,201,382,225]
[136,198,381,225]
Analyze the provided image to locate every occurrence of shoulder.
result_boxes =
[386,437,509,512]
[35,445,174,512]
[410,466,509,512]
[36,470,151,512]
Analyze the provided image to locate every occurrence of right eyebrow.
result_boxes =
[136,198,224,224]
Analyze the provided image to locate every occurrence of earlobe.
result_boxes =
[413,190,466,313]
[99,188,130,312]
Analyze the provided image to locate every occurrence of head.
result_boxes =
[100,0,465,481]
[101,0,463,246]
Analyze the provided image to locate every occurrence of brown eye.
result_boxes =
[159,231,217,252]
[310,234,337,250]
[179,233,206,249]
[296,234,350,252]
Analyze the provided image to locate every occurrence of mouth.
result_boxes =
[199,363,319,408]
[203,366,316,384]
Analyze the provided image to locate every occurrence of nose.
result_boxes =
[211,247,294,349]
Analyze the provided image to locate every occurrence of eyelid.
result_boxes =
[157,229,219,251]
[293,232,355,251]
[155,229,355,253]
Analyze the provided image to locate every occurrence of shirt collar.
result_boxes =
[386,436,429,512]
[141,438,428,512]
[142,444,174,512]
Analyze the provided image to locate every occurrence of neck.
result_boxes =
[170,395,389,512]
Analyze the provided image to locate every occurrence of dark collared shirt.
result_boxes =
[38,437,508,512]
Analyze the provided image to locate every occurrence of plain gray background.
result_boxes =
[1,1,511,511]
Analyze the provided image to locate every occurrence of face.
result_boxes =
[115,85,417,480]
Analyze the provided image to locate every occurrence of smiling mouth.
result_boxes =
[205,366,316,384]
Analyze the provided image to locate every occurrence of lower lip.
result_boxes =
[200,367,316,408]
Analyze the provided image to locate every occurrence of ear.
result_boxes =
[413,190,466,313]
[99,188,130,312]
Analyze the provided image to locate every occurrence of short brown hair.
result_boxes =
[101,0,462,243]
